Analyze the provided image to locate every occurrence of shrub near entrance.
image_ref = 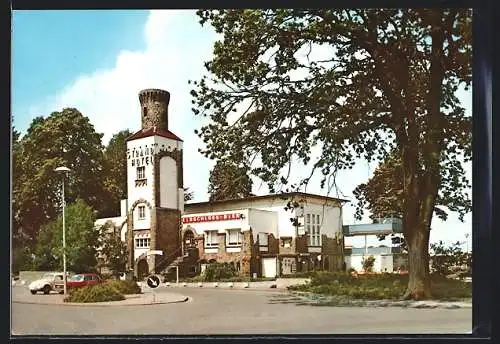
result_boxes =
[64,284,125,303]
[107,280,142,294]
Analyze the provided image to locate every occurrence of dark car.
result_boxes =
[64,273,103,291]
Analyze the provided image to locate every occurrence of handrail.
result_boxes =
[154,246,183,273]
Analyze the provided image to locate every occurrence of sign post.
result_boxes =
[146,274,160,303]
[145,250,163,304]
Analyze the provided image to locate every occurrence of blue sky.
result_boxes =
[11,10,472,249]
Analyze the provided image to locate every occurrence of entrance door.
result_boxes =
[262,257,277,278]
[183,230,197,257]
[137,259,149,279]
[380,255,393,273]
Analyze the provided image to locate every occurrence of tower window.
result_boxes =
[138,206,146,220]
[143,106,148,117]
[135,237,150,248]
[137,166,145,180]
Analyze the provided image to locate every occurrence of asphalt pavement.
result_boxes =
[11,285,472,335]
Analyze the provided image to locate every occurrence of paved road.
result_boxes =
[11,286,471,335]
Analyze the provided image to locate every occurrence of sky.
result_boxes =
[11,10,472,249]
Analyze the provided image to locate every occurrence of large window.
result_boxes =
[138,205,146,220]
[227,229,243,246]
[137,166,145,180]
[135,238,150,248]
[205,231,218,248]
[306,214,321,246]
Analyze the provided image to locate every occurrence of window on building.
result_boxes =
[306,213,321,246]
[205,231,218,248]
[137,166,145,180]
[138,205,146,220]
[281,237,292,248]
[227,229,242,246]
[135,238,151,248]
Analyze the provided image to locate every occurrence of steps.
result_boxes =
[158,254,190,275]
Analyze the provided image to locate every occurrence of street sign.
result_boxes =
[147,250,163,256]
[146,274,160,289]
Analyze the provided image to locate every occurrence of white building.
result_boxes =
[342,218,407,273]
[181,193,347,278]
[95,88,348,279]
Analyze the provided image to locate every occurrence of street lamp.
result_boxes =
[465,233,470,253]
[55,166,71,295]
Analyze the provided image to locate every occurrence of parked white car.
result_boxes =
[28,272,69,295]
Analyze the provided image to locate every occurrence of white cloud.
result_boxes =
[31,10,214,146]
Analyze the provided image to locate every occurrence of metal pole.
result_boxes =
[176,266,179,284]
[364,235,368,257]
[62,174,67,296]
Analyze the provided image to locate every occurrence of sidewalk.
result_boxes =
[12,288,189,307]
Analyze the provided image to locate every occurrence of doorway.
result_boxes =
[137,259,149,279]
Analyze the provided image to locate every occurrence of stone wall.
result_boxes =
[139,89,170,130]
[154,208,181,270]
[199,230,255,275]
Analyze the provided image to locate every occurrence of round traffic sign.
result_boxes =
[146,274,160,288]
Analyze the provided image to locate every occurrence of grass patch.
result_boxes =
[64,284,125,303]
[286,271,471,301]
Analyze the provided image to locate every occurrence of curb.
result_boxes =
[12,297,189,307]
[12,294,190,307]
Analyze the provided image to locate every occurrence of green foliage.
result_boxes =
[182,275,275,282]
[12,109,106,246]
[191,9,471,299]
[100,130,131,217]
[64,284,125,303]
[106,280,142,294]
[430,241,471,276]
[98,221,127,277]
[353,149,471,223]
[362,255,376,272]
[202,262,238,281]
[208,159,253,201]
[288,273,471,300]
[12,246,35,274]
[33,199,100,272]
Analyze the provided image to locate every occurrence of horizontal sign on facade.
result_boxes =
[182,213,242,224]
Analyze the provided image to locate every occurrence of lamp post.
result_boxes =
[465,233,470,253]
[55,166,71,295]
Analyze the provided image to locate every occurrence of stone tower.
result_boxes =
[139,88,170,130]
[125,88,184,278]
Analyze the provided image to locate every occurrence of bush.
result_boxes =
[309,271,355,286]
[106,280,142,294]
[64,284,125,303]
[362,256,376,272]
[203,262,237,282]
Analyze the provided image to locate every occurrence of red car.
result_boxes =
[65,273,103,290]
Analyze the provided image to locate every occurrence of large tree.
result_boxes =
[12,108,107,245]
[191,9,471,299]
[101,129,132,218]
[353,149,470,223]
[208,159,253,201]
[34,199,100,273]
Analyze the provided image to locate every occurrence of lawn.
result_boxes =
[287,271,471,301]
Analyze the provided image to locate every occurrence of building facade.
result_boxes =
[95,88,348,279]
[180,193,347,278]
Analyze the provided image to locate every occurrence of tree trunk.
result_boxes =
[403,222,432,300]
